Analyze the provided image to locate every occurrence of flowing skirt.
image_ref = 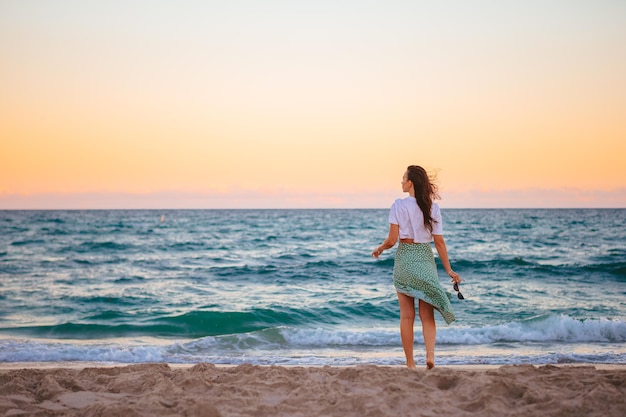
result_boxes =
[393,242,456,324]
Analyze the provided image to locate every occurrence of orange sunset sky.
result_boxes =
[1,1,625,209]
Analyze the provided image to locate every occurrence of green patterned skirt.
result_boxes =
[393,243,456,324]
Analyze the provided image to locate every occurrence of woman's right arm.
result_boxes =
[433,235,461,284]
[372,224,399,259]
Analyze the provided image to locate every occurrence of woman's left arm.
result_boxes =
[433,235,461,284]
[372,224,399,259]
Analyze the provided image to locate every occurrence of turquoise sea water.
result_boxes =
[0,209,625,366]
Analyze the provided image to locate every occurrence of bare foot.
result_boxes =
[426,351,435,370]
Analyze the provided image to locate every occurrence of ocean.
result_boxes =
[1,208,625,367]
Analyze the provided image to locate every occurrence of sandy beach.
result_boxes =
[1,363,624,417]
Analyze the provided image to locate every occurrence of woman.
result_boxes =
[372,165,461,370]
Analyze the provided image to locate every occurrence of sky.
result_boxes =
[1,0,625,209]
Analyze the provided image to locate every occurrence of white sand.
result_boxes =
[1,363,625,416]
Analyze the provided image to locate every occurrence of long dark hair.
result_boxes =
[406,165,440,233]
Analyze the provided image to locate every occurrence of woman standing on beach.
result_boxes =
[372,165,461,369]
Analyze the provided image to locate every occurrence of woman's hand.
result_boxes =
[371,247,383,259]
[447,270,461,284]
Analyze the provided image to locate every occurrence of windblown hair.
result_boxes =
[406,165,440,233]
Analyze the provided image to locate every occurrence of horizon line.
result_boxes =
[1,207,624,211]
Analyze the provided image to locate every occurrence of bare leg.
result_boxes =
[418,299,436,369]
[396,292,416,369]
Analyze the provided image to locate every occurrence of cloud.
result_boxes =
[0,189,398,209]
[0,187,624,209]
[440,187,626,208]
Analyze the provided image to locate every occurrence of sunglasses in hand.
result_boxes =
[453,283,465,300]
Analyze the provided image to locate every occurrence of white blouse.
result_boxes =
[388,197,443,243]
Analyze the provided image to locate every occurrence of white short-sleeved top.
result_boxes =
[388,197,443,242]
